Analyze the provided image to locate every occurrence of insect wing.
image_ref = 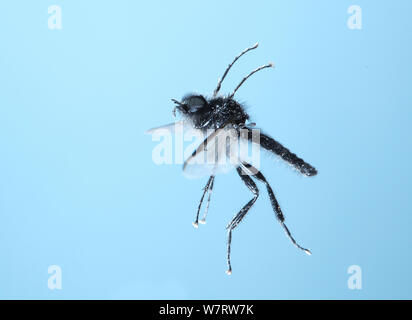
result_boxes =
[146,120,190,135]
[183,126,260,178]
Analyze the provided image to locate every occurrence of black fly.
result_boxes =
[148,43,317,275]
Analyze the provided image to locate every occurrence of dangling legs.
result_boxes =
[226,166,260,275]
[193,175,215,228]
[241,162,311,255]
[199,176,215,225]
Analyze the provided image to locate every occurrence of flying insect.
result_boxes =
[148,43,317,275]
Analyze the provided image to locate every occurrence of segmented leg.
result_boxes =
[199,176,215,225]
[226,166,259,275]
[193,175,215,228]
[241,162,311,255]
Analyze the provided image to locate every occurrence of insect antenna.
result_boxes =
[213,42,259,97]
[229,63,274,99]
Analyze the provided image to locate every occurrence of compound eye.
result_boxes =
[184,96,206,113]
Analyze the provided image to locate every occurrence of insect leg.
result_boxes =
[193,175,215,228]
[226,166,260,275]
[241,162,312,255]
[199,175,215,225]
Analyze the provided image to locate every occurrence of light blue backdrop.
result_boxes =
[0,1,411,299]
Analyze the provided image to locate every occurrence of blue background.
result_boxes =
[0,1,411,299]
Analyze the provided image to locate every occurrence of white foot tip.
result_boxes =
[226,270,232,275]
[192,222,199,229]
[305,249,312,256]
[199,219,206,225]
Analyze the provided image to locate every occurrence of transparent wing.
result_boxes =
[183,126,261,178]
[147,122,263,179]
[146,120,191,135]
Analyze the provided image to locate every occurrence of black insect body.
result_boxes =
[173,95,250,130]
[150,43,317,275]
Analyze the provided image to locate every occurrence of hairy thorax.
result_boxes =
[193,97,250,130]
